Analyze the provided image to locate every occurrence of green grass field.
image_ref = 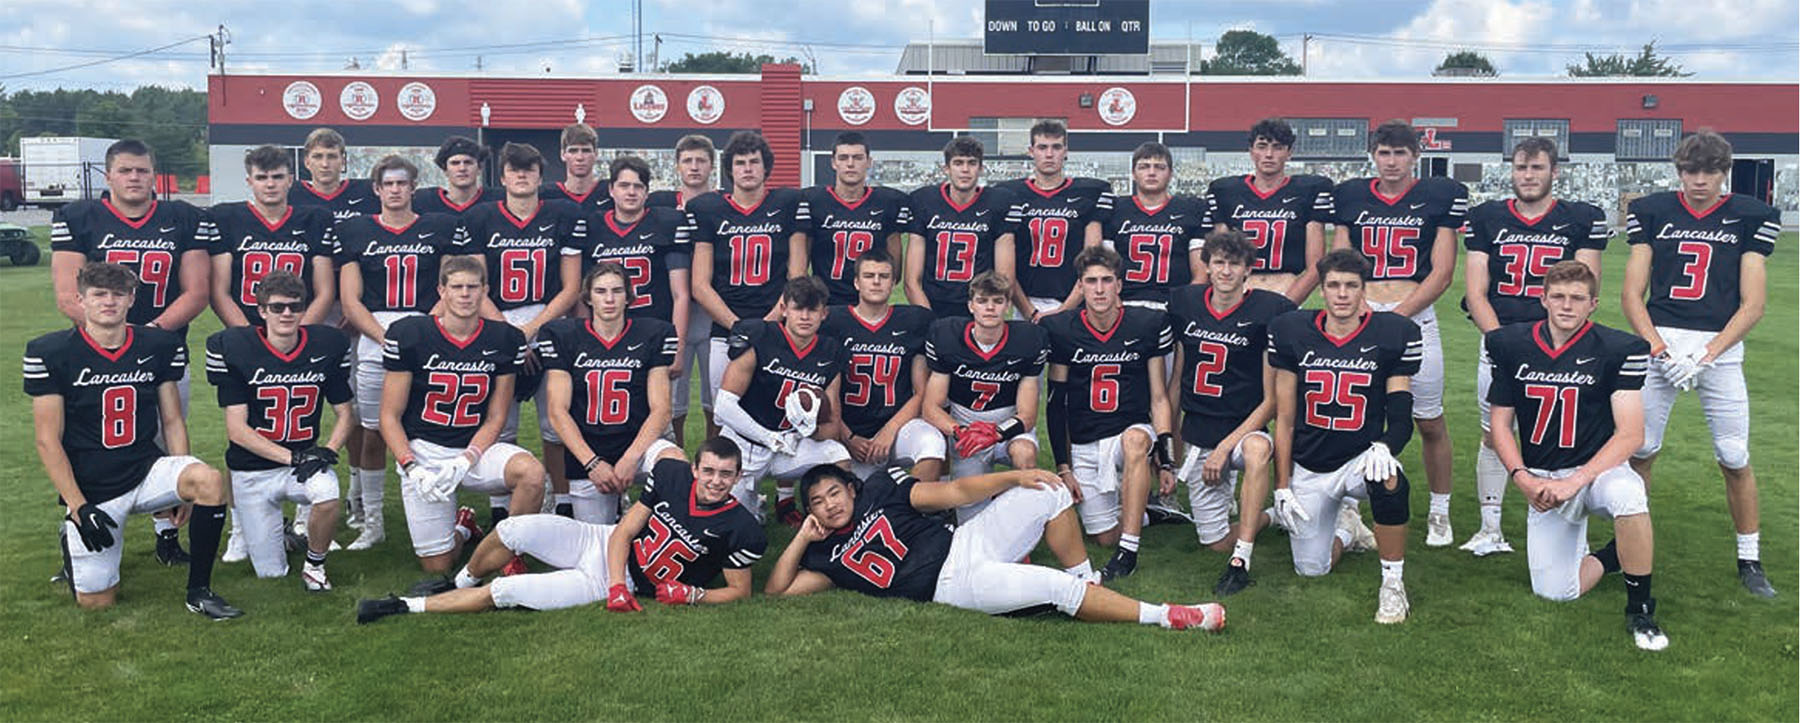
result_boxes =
[0,226,1793,721]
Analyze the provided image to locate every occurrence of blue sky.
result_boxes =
[2,0,1795,90]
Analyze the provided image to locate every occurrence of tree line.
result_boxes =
[0,86,210,175]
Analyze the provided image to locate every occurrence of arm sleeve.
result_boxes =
[535,325,566,372]
[1439,181,1470,231]
[1749,207,1780,257]
[1393,321,1424,378]
[21,336,58,397]
[204,333,247,406]
[1046,378,1071,467]
[1581,205,1611,251]
[49,205,80,253]
[325,336,355,405]
[655,326,680,367]
[725,527,769,569]
[1624,199,1650,246]
[161,334,189,384]
[1380,391,1415,454]
[1613,337,1652,392]
[380,324,411,372]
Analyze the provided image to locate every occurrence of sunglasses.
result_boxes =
[262,301,305,315]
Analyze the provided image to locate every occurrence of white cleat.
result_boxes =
[345,527,384,551]
[1338,505,1377,553]
[221,534,249,563]
[1425,512,1453,547]
[1375,578,1410,624]
[1458,528,1514,556]
[301,563,332,592]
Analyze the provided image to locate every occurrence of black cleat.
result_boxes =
[282,522,309,554]
[154,529,191,566]
[554,502,575,519]
[1738,559,1778,598]
[1144,502,1192,527]
[1626,604,1669,651]
[407,576,455,597]
[356,596,408,624]
[185,587,244,620]
[1213,562,1254,597]
[1100,549,1138,582]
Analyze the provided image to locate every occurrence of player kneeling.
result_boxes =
[356,438,765,621]
[204,271,353,590]
[766,465,1224,631]
[379,256,545,574]
[1488,261,1667,650]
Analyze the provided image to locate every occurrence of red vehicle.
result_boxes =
[0,158,20,211]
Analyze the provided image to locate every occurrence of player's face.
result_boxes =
[1678,167,1727,206]
[588,273,630,323]
[1132,157,1170,195]
[677,149,714,190]
[260,294,305,336]
[853,260,894,305]
[1540,280,1597,334]
[79,286,133,326]
[105,152,155,205]
[377,173,416,212]
[444,154,481,190]
[247,165,293,206]
[832,145,871,187]
[501,163,541,199]
[1320,271,1366,320]
[438,271,486,319]
[945,155,982,193]
[1510,151,1556,204]
[1078,265,1120,313]
[804,477,856,530]
[610,169,647,214]
[731,152,766,193]
[1029,135,1067,177]
[782,302,826,339]
[305,146,346,184]
[1250,137,1292,176]
[1372,145,1417,184]
[561,143,597,178]
[968,293,1007,329]
[692,452,741,505]
[1207,254,1250,294]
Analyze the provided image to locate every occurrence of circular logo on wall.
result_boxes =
[396,82,437,122]
[282,81,322,120]
[629,84,668,124]
[339,81,379,121]
[1097,87,1136,126]
[837,86,875,126]
[686,85,724,125]
[893,86,931,126]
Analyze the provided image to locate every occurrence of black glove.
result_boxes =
[1153,433,1178,472]
[71,503,118,552]
[292,446,339,483]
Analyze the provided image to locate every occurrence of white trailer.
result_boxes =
[20,136,116,207]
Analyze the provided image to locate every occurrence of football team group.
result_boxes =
[26,115,1779,652]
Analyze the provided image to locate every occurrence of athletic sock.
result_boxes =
[1475,444,1506,530]
[1429,493,1450,517]
[554,493,574,519]
[1624,572,1653,609]
[1064,560,1094,579]
[1138,602,1167,625]
[1119,533,1141,553]
[1737,532,1760,562]
[402,597,426,613]
[154,516,175,534]
[1232,540,1255,569]
[1334,527,1354,549]
[1379,558,1404,584]
[1480,506,1502,532]
[186,503,227,591]
[1591,539,1621,574]
[776,487,795,503]
[305,549,328,567]
[454,567,480,589]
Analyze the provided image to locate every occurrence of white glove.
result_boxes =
[404,462,445,503]
[433,454,474,500]
[1354,442,1401,483]
[768,429,802,457]
[1661,351,1708,391]
[1272,488,1310,529]
[783,388,821,438]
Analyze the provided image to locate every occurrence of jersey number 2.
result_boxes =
[421,372,490,427]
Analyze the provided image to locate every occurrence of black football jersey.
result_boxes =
[823,304,935,438]
[539,181,613,214]
[905,184,1023,310]
[1105,194,1209,303]
[1267,310,1423,471]
[1464,199,1609,325]
[208,203,337,326]
[536,317,679,461]
[204,325,354,471]
[1332,177,1468,283]
[333,214,471,313]
[1486,321,1650,470]
[725,320,846,433]
[924,318,1048,414]
[1625,192,1780,332]
[460,199,585,311]
[568,208,694,324]
[1208,174,1335,275]
[1169,286,1296,448]
[800,467,951,602]
[288,179,377,224]
[1043,307,1175,445]
[626,457,767,591]
[997,177,1115,300]
[801,185,912,305]
[412,186,501,216]
[50,199,214,331]
[381,316,528,448]
[687,189,809,332]
[23,326,186,503]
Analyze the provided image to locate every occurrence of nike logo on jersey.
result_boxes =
[537,224,555,232]
[702,529,721,538]
[766,209,782,217]
[418,233,435,239]
[639,233,657,240]
[1064,197,1081,204]
[1237,320,1255,327]
[1281,197,1298,204]
[1169,215,1184,220]
[310,355,328,363]
[159,226,177,233]
[627,343,644,351]
[1408,203,1427,210]
[137,356,155,365]
[1721,218,1740,225]
[347,198,367,205]
[1360,345,1379,353]
[1576,357,1595,365]
[1552,223,1571,231]
[975,210,990,217]
[481,349,498,356]
[1124,339,1139,346]
[891,329,908,337]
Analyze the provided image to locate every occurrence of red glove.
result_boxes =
[605,583,642,612]
[655,580,705,605]
[956,421,1001,458]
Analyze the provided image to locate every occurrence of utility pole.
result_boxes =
[633,0,643,73]
[1302,34,1313,76]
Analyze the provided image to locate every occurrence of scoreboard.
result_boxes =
[983,0,1151,55]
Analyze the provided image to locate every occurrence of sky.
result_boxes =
[1,0,1795,91]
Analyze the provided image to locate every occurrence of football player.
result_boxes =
[997,120,1112,320]
[1043,246,1183,580]
[1268,249,1422,623]
[766,465,1225,632]
[1623,130,1780,598]
[336,155,472,550]
[540,262,681,523]
[1488,261,1667,650]
[823,249,944,480]
[1460,137,1608,555]
[1169,229,1296,596]
[563,155,692,367]
[209,145,337,328]
[921,272,1047,517]
[1105,142,1207,310]
[49,138,213,565]
[413,135,499,216]
[355,438,764,621]
[203,271,353,590]
[540,123,610,214]
[903,137,1022,315]
[288,128,377,223]
[647,134,719,445]
[1330,120,1467,547]
[689,131,810,435]
[378,256,544,574]
[804,132,911,306]
[713,277,852,524]
[1209,119,1334,305]
[26,262,239,618]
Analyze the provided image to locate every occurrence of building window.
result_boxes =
[1616,119,1682,161]
[1289,118,1368,159]
[1502,119,1571,159]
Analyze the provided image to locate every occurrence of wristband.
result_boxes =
[996,417,1027,440]
[462,445,483,464]
[584,455,603,472]
[397,454,416,468]
[1508,468,1526,480]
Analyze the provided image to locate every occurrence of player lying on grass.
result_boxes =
[356,437,764,622]
[764,464,1226,632]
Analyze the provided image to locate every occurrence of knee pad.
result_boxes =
[1366,471,1410,526]
[1714,437,1750,470]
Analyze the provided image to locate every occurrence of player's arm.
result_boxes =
[884,232,904,272]
[1463,250,1502,333]
[157,380,190,456]
[224,403,296,465]
[544,368,596,469]
[1701,252,1767,362]
[689,242,737,328]
[1394,227,1456,317]
[613,366,673,485]
[764,524,836,597]
[1486,403,1539,502]
[605,501,652,587]
[1045,363,1072,475]
[1012,374,1041,430]
[921,371,957,435]
[324,401,355,452]
[1057,222,1102,310]
[378,370,416,460]
[1149,354,1174,436]
[702,568,755,604]
[155,248,213,329]
[1567,389,1646,492]
[1214,355,1279,459]
[903,233,930,309]
[1574,248,1603,287]
[909,468,1060,511]
[32,395,87,509]
[787,231,809,281]
[1285,221,1327,304]
[813,375,845,442]
[302,255,337,325]
[668,268,692,377]
[473,294,506,324]
[338,262,386,343]
[51,251,88,324]
[558,254,589,318]
[208,254,251,327]
[1618,245,1664,353]
[713,348,772,443]
[1271,368,1297,490]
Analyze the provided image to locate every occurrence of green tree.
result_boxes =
[1567,42,1691,77]
[1435,50,1497,76]
[662,51,812,74]
[1200,30,1301,75]
[0,86,208,174]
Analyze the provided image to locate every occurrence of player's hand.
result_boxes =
[768,429,802,457]
[1272,487,1310,529]
[1158,469,1177,496]
[1662,350,1708,391]
[403,461,444,502]
[1202,446,1231,485]
[796,514,829,543]
[867,428,897,464]
[436,454,474,497]
[654,580,705,605]
[1353,442,1401,483]
[1057,467,1084,503]
[587,460,619,494]
[611,454,642,490]
[955,422,1000,459]
[783,389,821,438]
[605,583,642,612]
[291,446,339,483]
[71,503,118,552]
[169,503,192,528]
[1015,468,1061,491]
[844,435,872,463]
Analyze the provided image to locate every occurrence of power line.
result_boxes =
[0,35,211,80]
